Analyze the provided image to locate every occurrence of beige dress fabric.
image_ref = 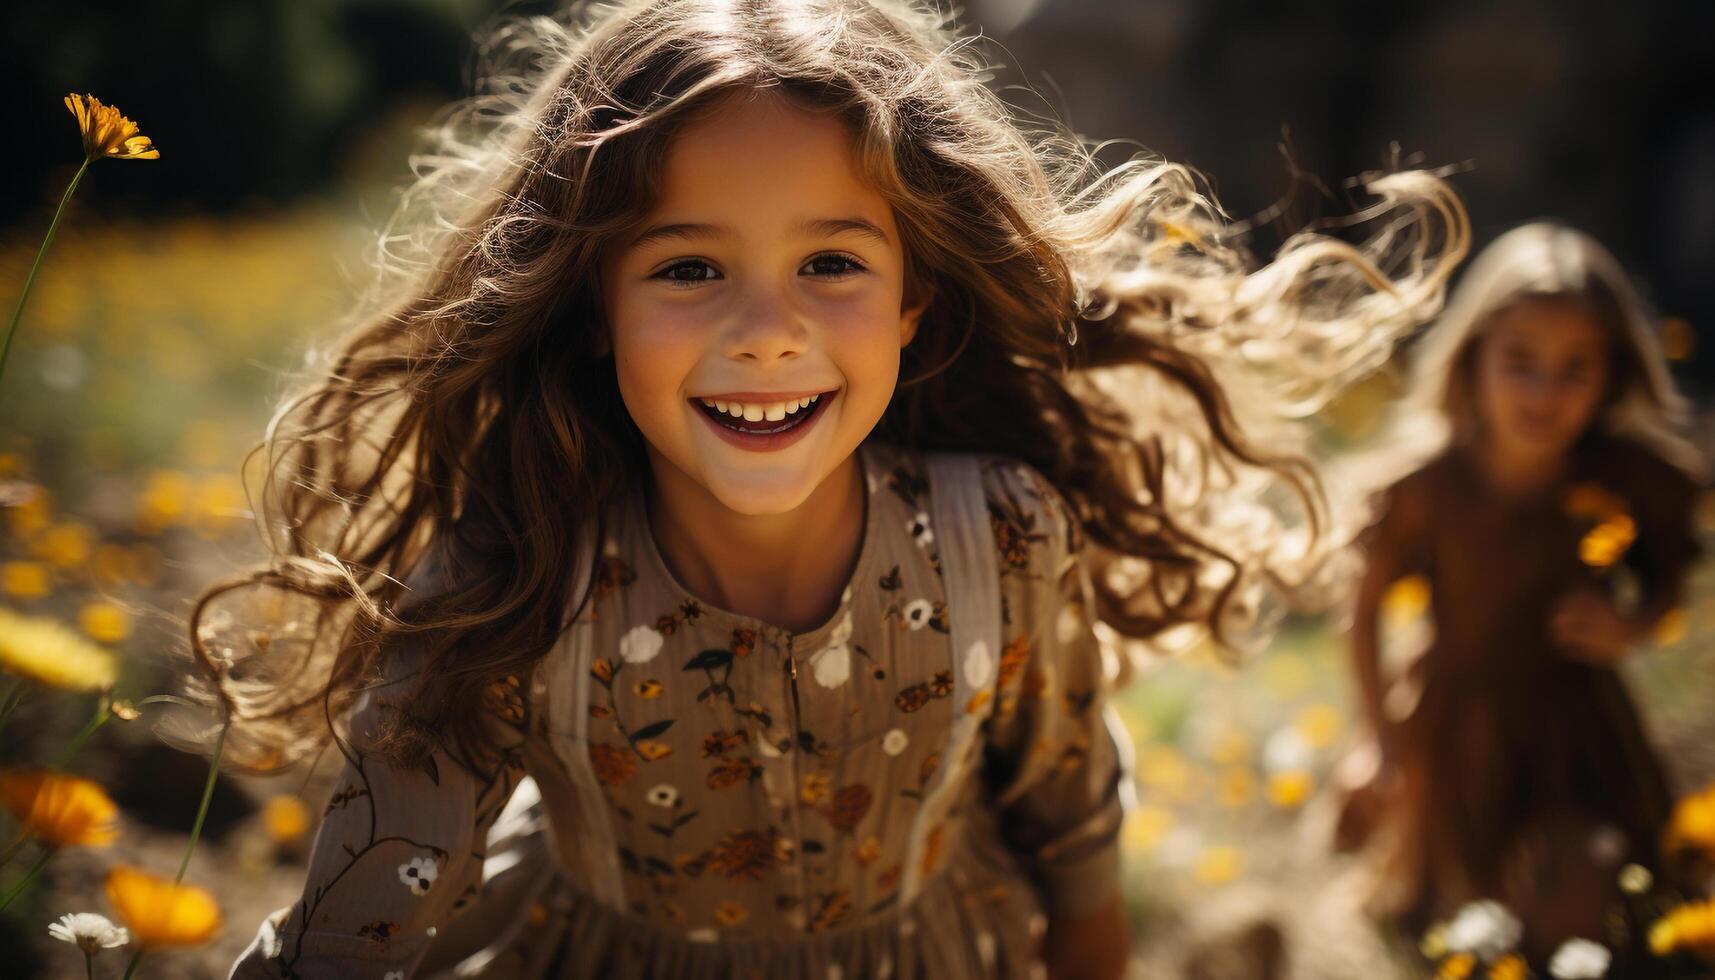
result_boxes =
[231,441,1126,979]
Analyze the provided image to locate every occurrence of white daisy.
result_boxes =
[811,642,851,688]
[619,624,664,664]
[1443,899,1522,959]
[882,729,909,756]
[1548,938,1611,979]
[398,856,439,895]
[47,912,129,953]
[962,640,994,688]
[902,599,933,631]
[687,927,720,943]
[1262,726,1313,774]
[646,784,679,808]
[386,972,406,980]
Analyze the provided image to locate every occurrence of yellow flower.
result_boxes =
[1648,897,1715,959]
[1654,606,1690,646]
[0,607,118,690]
[1217,767,1255,808]
[1435,952,1475,980]
[0,769,119,847]
[1121,805,1173,855]
[64,94,159,162]
[1579,514,1636,568]
[1294,703,1342,748]
[1383,575,1431,626]
[1487,953,1526,980]
[1266,770,1314,809]
[104,867,221,947]
[1665,783,1715,859]
[1193,845,1242,885]
[262,795,310,845]
[33,521,92,569]
[80,601,132,644]
[2,561,52,600]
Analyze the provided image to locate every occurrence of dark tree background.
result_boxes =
[3,0,1710,382]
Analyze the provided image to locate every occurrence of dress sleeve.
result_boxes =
[230,644,525,979]
[978,460,1126,920]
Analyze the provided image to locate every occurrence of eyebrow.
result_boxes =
[625,216,892,252]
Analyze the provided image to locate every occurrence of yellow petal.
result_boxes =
[0,769,119,848]
[105,866,222,947]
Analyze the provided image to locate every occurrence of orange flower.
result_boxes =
[63,94,159,162]
[0,769,118,847]
[104,867,221,947]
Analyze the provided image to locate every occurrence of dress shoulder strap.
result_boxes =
[897,451,1006,904]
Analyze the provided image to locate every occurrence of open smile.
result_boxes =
[688,390,837,451]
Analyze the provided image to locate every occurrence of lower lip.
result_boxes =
[692,393,835,453]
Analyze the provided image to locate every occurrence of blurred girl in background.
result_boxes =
[1346,222,1705,966]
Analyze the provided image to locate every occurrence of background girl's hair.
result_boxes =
[187,0,1468,771]
[1394,221,1701,477]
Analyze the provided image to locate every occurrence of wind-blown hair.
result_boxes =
[187,0,1468,772]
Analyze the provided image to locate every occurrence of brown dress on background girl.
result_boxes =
[1368,433,1701,949]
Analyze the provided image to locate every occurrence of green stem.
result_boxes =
[0,830,27,868]
[84,948,95,980]
[0,845,51,911]
[176,722,227,885]
[1,156,91,388]
[121,950,143,980]
[0,678,27,740]
[50,697,112,770]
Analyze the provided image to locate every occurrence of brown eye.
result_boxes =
[653,259,720,285]
[801,253,865,278]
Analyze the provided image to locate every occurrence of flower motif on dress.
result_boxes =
[882,728,909,756]
[810,642,851,688]
[713,900,749,927]
[902,599,933,631]
[398,856,438,895]
[646,784,679,808]
[358,920,399,946]
[707,757,763,790]
[620,624,664,664]
[907,511,935,550]
[707,828,790,881]
[701,730,746,757]
[589,744,639,786]
[822,784,873,833]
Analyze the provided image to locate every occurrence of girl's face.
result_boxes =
[1473,297,1610,461]
[601,93,923,515]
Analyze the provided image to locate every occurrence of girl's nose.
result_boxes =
[721,289,808,362]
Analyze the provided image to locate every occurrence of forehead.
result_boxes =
[1489,297,1607,359]
[646,92,891,227]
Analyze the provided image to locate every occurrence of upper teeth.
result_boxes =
[700,394,820,422]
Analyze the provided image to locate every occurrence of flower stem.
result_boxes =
[121,950,143,980]
[84,948,95,980]
[0,845,51,911]
[176,722,227,885]
[0,678,27,739]
[1,156,91,388]
[0,830,27,868]
[50,696,112,770]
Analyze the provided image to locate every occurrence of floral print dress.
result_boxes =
[231,440,1126,980]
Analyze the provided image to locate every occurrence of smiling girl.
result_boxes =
[1344,223,1705,963]
[206,2,1466,977]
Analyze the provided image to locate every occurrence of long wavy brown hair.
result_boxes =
[188,0,1469,773]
